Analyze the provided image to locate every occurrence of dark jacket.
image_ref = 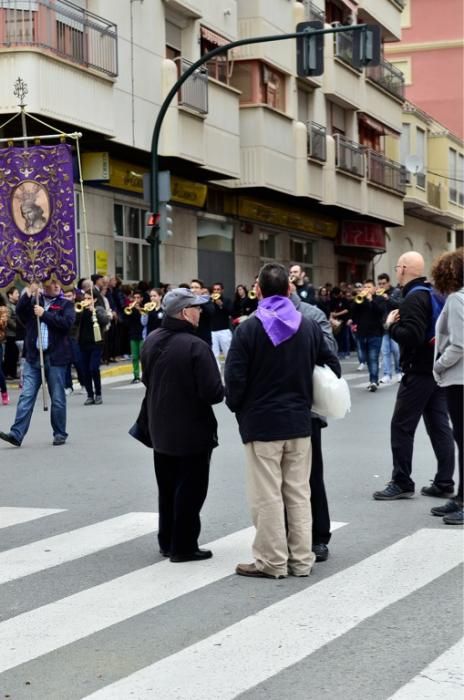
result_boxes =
[225,314,341,444]
[125,308,144,341]
[16,291,75,366]
[77,302,108,348]
[295,283,315,305]
[350,296,386,336]
[210,296,232,332]
[231,296,258,320]
[390,277,434,374]
[141,316,224,456]
[146,308,164,335]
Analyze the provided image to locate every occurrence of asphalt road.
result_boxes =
[0,358,462,699]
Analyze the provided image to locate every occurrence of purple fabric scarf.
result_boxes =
[256,295,302,346]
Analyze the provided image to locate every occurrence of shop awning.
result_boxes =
[358,113,400,137]
[200,26,229,47]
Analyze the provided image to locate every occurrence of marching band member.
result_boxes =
[210,282,233,368]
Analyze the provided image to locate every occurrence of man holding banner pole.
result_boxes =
[0,279,75,447]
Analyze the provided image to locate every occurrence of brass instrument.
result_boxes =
[289,275,298,284]
[375,288,386,296]
[248,290,257,300]
[124,301,140,315]
[211,293,221,301]
[140,301,160,314]
[75,299,93,312]
[354,291,368,304]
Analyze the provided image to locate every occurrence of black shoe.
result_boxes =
[159,549,170,557]
[170,549,213,563]
[431,500,462,516]
[84,397,95,406]
[94,396,103,405]
[443,509,464,525]
[0,431,21,447]
[367,383,377,392]
[373,481,414,500]
[53,436,67,446]
[421,483,455,498]
[313,543,329,562]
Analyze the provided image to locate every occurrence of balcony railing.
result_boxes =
[0,0,118,77]
[335,135,365,177]
[334,30,355,67]
[177,57,209,115]
[302,0,325,23]
[427,182,441,209]
[307,121,326,161]
[367,150,406,194]
[366,59,405,99]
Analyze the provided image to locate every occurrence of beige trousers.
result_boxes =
[244,437,315,577]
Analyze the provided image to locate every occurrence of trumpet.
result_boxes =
[124,301,140,315]
[248,290,257,300]
[375,287,386,296]
[75,299,93,312]
[140,301,160,314]
[354,291,368,304]
[211,293,221,301]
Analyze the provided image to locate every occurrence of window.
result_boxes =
[259,231,276,260]
[416,127,426,189]
[197,219,233,252]
[200,26,230,85]
[231,61,286,112]
[330,103,346,136]
[458,154,464,207]
[113,204,150,282]
[400,123,411,184]
[390,58,411,85]
[449,150,464,206]
[4,1,38,43]
[290,238,314,281]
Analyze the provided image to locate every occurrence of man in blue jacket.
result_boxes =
[0,279,75,447]
[225,263,340,579]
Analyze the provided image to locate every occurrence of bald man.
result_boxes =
[373,251,455,501]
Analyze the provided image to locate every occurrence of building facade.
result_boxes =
[0,0,410,291]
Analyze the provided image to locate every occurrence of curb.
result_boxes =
[100,363,132,378]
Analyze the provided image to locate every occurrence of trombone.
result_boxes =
[124,301,139,315]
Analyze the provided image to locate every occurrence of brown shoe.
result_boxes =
[235,563,286,579]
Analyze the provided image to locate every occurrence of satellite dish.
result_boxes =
[405,155,424,174]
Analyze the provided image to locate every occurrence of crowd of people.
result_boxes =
[0,248,462,577]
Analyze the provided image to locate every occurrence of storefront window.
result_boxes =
[290,238,314,281]
[113,204,150,282]
[259,231,276,260]
[197,219,233,252]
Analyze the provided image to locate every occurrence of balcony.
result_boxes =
[306,121,326,161]
[334,30,357,69]
[0,0,118,77]
[427,182,441,209]
[301,0,325,23]
[335,135,365,177]
[367,150,406,194]
[366,59,405,100]
[176,57,209,115]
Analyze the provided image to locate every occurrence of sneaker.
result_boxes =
[313,543,329,562]
[1,391,9,406]
[395,373,403,383]
[94,395,103,405]
[64,387,73,396]
[373,482,414,500]
[367,383,377,392]
[379,375,391,384]
[84,397,95,406]
[357,363,366,371]
[443,509,464,525]
[421,483,455,498]
[52,436,67,446]
[131,378,141,384]
[431,500,462,517]
[0,431,21,447]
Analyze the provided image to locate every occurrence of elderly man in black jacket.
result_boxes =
[225,263,340,579]
[141,288,224,563]
[373,251,455,501]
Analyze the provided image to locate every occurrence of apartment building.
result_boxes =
[385,0,464,140]
[0,0,407,290]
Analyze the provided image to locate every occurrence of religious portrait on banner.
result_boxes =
[0,143,77,290]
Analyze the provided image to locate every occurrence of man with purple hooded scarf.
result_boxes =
[225,263,341,579]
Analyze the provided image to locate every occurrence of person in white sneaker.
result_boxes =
[377,273,401,385]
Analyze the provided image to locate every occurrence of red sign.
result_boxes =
[340,222,386,251]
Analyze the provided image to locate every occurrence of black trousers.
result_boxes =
[2,337,18,378]
[310,418,331,545]
[153,450,211,557]
[445,385,463,502]
[391,374,455,491]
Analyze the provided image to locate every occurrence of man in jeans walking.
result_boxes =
[0,280,75,447]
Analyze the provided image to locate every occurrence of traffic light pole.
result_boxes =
[149,23,369,286]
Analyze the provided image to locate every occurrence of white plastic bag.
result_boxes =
[312,364,351,419]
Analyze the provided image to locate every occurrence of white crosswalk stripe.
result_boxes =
[0,509,462,699]
[0,512,158,585]
[82,529,464,700]
[0,507,65,529]
[388,638,464,699]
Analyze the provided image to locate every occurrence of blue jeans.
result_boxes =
[10,356,67,444]
[357,335,382,384]
[381,333,400,377]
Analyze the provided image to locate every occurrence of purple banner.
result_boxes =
[0,143,77,289]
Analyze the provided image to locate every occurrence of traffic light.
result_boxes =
[158,202,173,242]
[296,21,324,77]
[352,25,381,69]
[144,211,160,242]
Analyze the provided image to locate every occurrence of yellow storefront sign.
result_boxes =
[107,159,148,194]
[171,176,207,208]
[236,198,338,239]
[94,250,109,276]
